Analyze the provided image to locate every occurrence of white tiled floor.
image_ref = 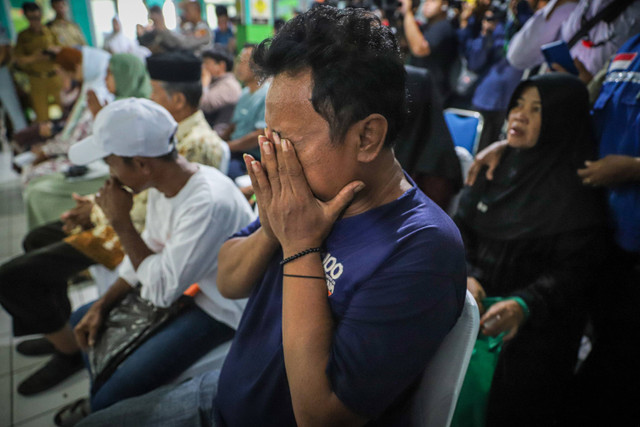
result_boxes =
[0,143,98,426]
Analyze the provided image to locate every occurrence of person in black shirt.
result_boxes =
[455,74,608,426]
[400,0,458,102]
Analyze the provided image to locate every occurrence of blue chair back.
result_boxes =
[444,109,484,156]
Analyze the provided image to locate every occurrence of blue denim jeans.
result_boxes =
[71,300,233,411]
[78,370,220,427]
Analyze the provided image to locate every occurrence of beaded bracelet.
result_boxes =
[280,247,322,266]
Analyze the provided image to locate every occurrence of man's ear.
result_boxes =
[132,157,153,176]
[172,91,187,110]
[355,114,388,163]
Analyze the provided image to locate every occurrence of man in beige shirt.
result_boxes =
[47,0,86,47]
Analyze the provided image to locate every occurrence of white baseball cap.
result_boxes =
[69,98,178,166]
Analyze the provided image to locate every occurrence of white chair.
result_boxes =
[447,146,474,216]
[218,141,231,176]
[410,290,480,427]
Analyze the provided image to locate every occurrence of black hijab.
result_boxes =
[456,73,606,240]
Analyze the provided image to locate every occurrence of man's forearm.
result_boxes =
[15,54,38,66]
[111,218,154,270]
[282,253,365,426]
[403,12,430,57]
[627,157,640,182]
[94,277,133,314]
[228,129,263,152]
[217,227,279,299]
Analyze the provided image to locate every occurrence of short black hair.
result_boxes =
[51,0,65,4]
[162,81,202,109]
[252,6,406,147]
[202,49,234,71]
[148,5,163,15]
[215,5,228,16]
[22,2,40,13]
[274,18,285,32]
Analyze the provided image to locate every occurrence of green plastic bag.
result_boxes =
[450,297,505,427]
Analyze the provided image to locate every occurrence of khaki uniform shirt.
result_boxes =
[47,18,86,47]
[14,26,59,75]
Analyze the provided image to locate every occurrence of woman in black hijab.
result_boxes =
[454,73,608,426]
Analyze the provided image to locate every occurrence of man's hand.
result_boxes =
[95,177,133,228]
[87,90,106,117]
[467,277,486,315]
[465,139,508,186]
[30,144,49,166]
[39,122,53,138]
[550,57,592,84]
[480,300,524,341]
[398,0,412,15]
[61,193,94,234]
[460,1,475,27]
[201,66,212,87]
[74,302,106,349]
[244,132,364,256]
[577,155,640,187]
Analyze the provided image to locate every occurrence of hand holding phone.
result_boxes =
[541,40,579,75]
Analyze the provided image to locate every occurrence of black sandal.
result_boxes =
[16,337,55,356]
[54,397,91,427]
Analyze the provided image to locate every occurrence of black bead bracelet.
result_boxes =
[280,247,322,266]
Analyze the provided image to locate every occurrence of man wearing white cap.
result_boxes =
[32,97,252,419]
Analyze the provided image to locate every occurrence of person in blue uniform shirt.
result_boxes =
[572,32,640,426]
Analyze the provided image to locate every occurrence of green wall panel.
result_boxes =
[70,0,93,46]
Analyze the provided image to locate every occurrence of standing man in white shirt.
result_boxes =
[52,98,253,420]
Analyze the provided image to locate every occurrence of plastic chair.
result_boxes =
[219,141,231,176]
[410,290,480,427]
[447,146,474,216]
[444,109,484,156]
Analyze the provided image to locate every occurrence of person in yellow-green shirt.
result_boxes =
[14,2,62,122]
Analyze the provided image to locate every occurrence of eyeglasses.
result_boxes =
[482,15,496,21]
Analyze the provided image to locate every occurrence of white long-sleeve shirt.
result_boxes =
[561,0,640,75]
[118,164,255,329]
[507,0,578,70]
[508,0,640,74]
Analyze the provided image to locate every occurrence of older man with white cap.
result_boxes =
[42,97,252,423]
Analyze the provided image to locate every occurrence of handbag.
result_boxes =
[88,287,194,392]
[450,297,506,427]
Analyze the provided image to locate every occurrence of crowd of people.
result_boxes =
[0,0,638,426]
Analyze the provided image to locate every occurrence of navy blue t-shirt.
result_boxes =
[215,184,466,426]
